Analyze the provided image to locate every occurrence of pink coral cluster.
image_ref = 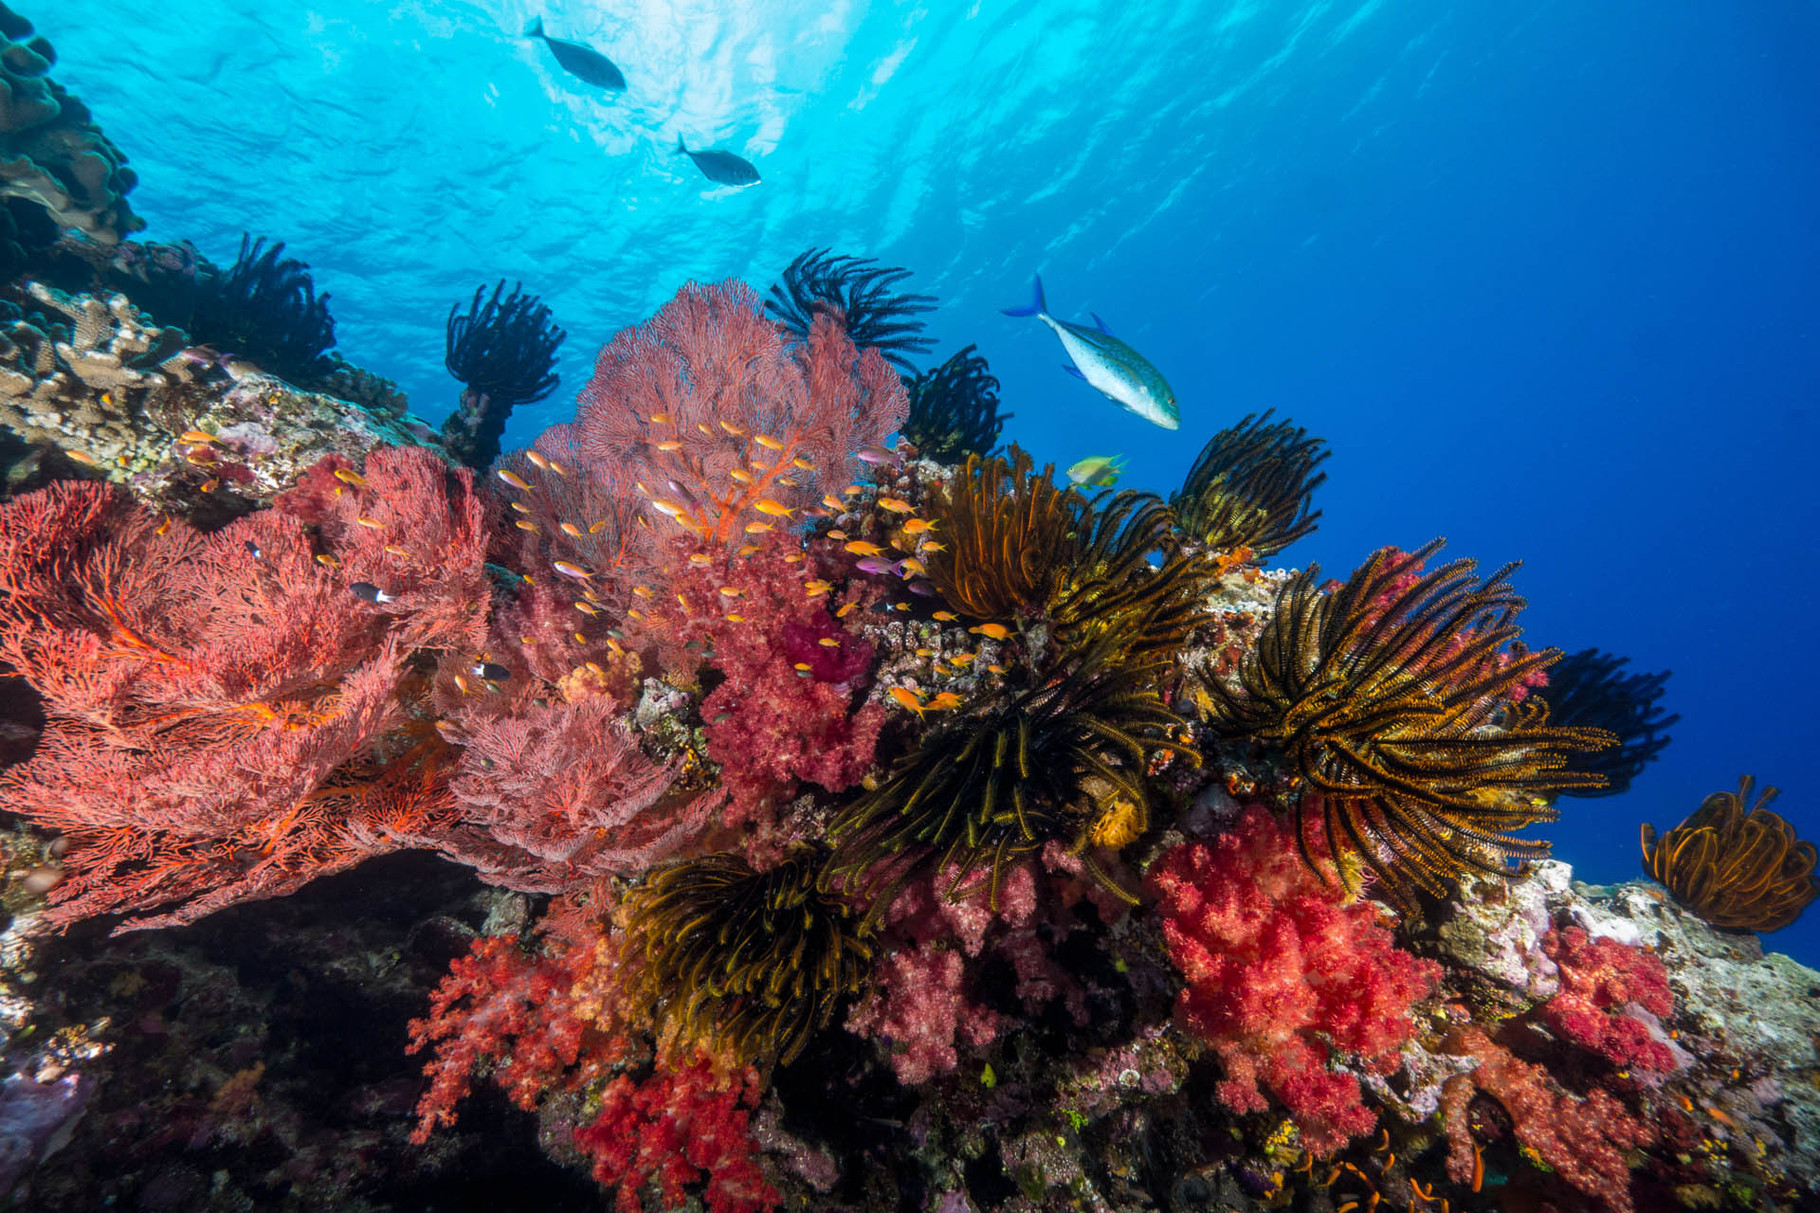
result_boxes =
[1540,926,1678,1072]
[1147,806,1441,1154]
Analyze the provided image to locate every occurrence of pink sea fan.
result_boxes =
[573,280,905,552]
[435,696,723,892]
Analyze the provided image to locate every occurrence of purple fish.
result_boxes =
[854,445,898,466]
[905,578,937,597]
[855,556,902,576]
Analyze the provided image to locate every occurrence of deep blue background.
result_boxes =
[46,1,1820,961]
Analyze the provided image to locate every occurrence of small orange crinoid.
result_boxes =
[1641,776,1818,932]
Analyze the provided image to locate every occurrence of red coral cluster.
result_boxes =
[574,1054,779,1213]
[1441,1026,1655,1213]
[1540,926,1678,1072]
[1147,806,1441,1154]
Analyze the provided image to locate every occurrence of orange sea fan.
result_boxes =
[1641,776,1818,932]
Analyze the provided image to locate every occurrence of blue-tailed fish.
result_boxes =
[1001,276,1179,430]
[1067,454,1128,487]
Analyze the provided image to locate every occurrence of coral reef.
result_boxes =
[0,271,1814,1213]
[1642,775,1818,932]
[765,248,936,373]
[1198,539,1614,912]
[441,279,565,470]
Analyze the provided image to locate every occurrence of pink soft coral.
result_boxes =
[1540,926,1677,1072]
[1147,806,1440,1154]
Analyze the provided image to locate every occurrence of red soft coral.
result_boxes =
[573,1053,779,1213]
[406,895,629,1140]
[1441,1026,1655,1213]
[1147,806,1440,1154]
[1540,926,1677,1072]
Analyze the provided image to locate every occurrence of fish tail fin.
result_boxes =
[523,15,544,37]
[1000,274,1046,318]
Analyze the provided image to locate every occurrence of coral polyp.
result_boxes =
[1642,776,1818,932]
[621,851,876,1068]
[1199,540,1614,910]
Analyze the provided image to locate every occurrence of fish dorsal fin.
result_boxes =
[1090,312,1113,335]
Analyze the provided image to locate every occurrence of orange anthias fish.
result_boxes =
[901,518,938,535]
[969,622,1012,641]
[925,691,964,711]
[877,497,916,514]
[844,540,886,558]
[888,686,928,716]
[753,499,794,518]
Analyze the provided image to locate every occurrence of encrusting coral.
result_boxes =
[1641,775,1818,932]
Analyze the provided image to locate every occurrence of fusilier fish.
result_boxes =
[1001,276,1179,430]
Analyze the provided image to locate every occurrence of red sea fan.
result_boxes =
[0,484,446,930]
[1147,806,1441,1155]
[573,280,905,551]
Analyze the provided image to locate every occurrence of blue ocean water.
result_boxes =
[45,2,1819,960]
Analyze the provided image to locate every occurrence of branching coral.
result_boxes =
[827,634,1194,911]
[1170,410,1328,558]
[764,249,936,374]
[1148,806,1441,1155]
[1641,776,1818,932]
[901,344,1009,462]
[441,279,566,469]
[1199,540,1613,911]
[186,234,337,384]
[620,851,875,1068]
[1545,648,1678,796]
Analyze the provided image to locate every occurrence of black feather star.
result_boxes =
[441,280,566,470]
[765,248,936,373]
[187,234,337,384]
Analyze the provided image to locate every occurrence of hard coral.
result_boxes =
[1201,539,1613,912]
[1641,775,1818,932]
[1540,926,1677,1072]
[0,3,143,264]
[1148,806,1440,1155]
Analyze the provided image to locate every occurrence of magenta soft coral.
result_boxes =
[1147,806,1440,1154]
[574,1055,779,1213]
[1540,926,1678,1072]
